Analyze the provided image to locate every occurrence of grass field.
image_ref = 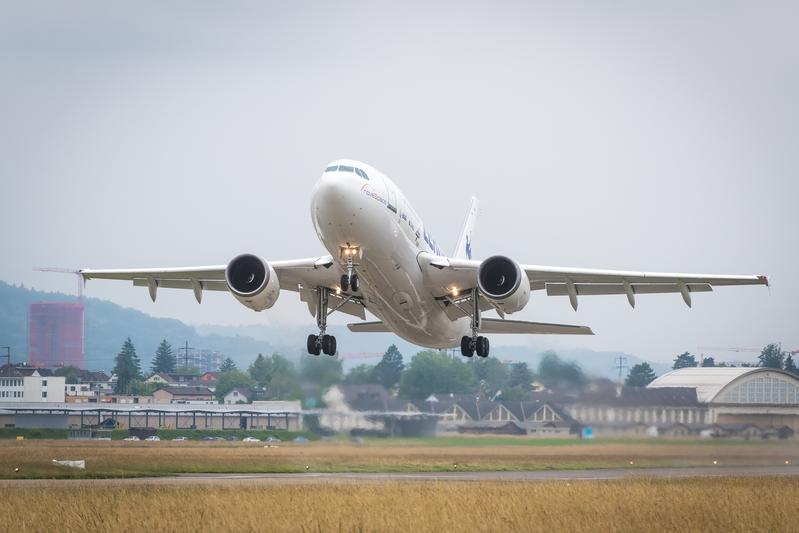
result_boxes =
[2,438,797,479]
[2,477,796,532]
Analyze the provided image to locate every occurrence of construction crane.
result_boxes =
[33,267,84,300]
[699,345,799,355]
[338,352,384,361]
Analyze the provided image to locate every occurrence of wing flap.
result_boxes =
[545,282,713,296]
[480,318,593,335]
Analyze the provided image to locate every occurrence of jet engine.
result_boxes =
[477,255,530,314]
[225,254,280,311]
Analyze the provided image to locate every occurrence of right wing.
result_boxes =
[479,318,593,335]
[80,255,366,319]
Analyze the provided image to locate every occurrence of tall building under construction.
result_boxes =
[28,302,85,368]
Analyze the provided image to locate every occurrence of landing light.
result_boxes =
[450,287,459,297]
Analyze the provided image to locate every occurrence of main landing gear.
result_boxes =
[460,288,490,358]
[307,287,337,356]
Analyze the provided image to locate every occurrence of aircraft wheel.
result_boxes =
[322,334,335,355]
[476,336,489,358]
[460,336,474,357]
[307,334,321,356]
[340,275,349,292]
[350,274,359,292]
[327,335,337,356]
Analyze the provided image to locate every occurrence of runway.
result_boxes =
[2,465,797,487]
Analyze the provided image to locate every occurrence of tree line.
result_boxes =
[625,343,797,387]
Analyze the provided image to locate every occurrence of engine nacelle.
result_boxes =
[225,254,280,311]
[477,255,530,314]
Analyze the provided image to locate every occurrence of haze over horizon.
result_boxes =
[2,2,796,364]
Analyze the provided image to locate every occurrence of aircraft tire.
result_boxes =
[460,336,474,357]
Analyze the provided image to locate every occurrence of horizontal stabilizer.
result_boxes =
[347,321,391,333]
[480,318,593,335]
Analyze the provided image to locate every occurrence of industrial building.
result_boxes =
[28,302,84,368]
[0,401,303,431]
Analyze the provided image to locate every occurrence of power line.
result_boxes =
[614,355,628,384]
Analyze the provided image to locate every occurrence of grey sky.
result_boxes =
[1,1,796,363]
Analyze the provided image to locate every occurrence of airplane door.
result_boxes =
[387,188,398,215]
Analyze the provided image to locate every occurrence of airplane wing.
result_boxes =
[419,253,768,310]
[80,255,366,320]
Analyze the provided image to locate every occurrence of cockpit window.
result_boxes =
[325,165,338,172]
[355,168,369,180]
[338,165,354,173]
[360,169,369,179]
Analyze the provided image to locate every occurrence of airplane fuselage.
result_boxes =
[311,159,468,348]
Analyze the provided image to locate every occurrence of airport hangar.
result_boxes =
[0,402,303,431]
[646,367,799,429]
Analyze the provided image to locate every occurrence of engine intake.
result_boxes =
[225,254,280,311]
[477,255,530,314]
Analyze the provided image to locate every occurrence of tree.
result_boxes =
[372,344,404,389]
[113,337,142,394]
[150,340,177,374]
[300,356,343,388]
[398,350,478,399]
[248,353,301,399]
[220,357,238,373]
[215,370,255,401]
[469,357,509,397]
[537,352,587,391]
[759,343,785,369]
[701,356,716,367]
[128,379,156,396]
[672,352,697,370]
[784,355,797,374]
[344,364,376,385]
[508,362,534,392]
[54,365,80,384]
[626,363,657,387]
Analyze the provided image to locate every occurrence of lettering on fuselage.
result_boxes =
[360,183,387,205]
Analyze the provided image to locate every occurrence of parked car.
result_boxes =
[172,436,187,441]
[293,436,309,444]
[225,436,239,441]
[200,436,215,441]
[242,437,261,443]
[144,435,161,442]
[265,436,281,443]
[123,436,140,441]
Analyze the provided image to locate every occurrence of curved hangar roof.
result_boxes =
[648,367,799,404]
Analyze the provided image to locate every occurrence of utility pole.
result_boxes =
[614,355,628,384]
[178,341,194,370]
[1,347,10,367]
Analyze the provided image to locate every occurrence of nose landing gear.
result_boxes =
[459,288,490,358]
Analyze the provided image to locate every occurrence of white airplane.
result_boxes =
[80,159,768,358]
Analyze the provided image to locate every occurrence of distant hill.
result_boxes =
[0,281,277,372]
[1,280,671,379]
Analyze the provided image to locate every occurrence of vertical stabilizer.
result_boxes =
[453,196,479,259]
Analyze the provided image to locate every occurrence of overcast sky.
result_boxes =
[1,1,796,363]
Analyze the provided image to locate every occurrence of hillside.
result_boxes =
[0,281,277,371]
[1,280,670,378]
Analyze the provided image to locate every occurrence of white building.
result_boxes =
[0,366,65,403]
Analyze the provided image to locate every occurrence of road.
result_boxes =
[2,465,797,487]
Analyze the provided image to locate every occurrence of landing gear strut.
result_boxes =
[307,287,337,356]
[460,288,490,358]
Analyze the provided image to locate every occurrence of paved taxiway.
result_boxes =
[2,465,797,487]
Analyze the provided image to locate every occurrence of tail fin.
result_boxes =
[453,196,479,259]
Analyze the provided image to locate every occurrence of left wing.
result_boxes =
[419,253,768,310]
[80,255,366,319]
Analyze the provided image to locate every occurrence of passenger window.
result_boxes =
[325,165,338,172]
[339,165,354,172]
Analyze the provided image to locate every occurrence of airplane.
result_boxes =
[80,159,769,358]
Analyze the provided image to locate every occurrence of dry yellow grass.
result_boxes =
[2,439,798,478]
[2,477,797,532]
